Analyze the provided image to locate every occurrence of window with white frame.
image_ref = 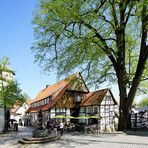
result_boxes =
[80,107,85,113]
[47,96,51,103]
[86,106,92,113]
[93,106,98,114]
[42,100,44,105]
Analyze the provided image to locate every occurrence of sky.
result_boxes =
[0,0,57,99]
[0,0,147,102]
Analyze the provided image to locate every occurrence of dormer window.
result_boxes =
[93,106,98,114]
[42,100,44,105]
[75,94,83,102]
[46,96,51,103]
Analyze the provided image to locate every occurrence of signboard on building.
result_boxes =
[0,108,4,131]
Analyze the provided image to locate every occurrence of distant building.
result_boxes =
[10,99,32,126]
[0,70,15,87]
[26,72,118,132]
[131,106,148,129]
[0,68,15,131]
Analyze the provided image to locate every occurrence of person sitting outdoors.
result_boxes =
[59,120,64,136]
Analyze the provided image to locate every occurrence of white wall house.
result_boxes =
[131,106,148,129]
[79,89,117,132]
[11,99,32,125]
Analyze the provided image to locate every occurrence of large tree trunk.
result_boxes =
[117,3,148,131]
[117,71,128,131]
[118,97,131,131]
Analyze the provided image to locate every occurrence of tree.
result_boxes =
[138,97,148,107]
[22,93,30,99]
[0,57,24,132]
[32,0,148,131]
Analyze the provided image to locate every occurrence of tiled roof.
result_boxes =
[26,73,118,113]
[81,88,109,106]
[31,79,69,105]
[26,104,47,113]
[11,104,20,113]
[11,99,31,113]
[27,72,89,112]
[42,84,69,111]
[81,88,118,106]
[26,99,33,105]
[32,72,85,103]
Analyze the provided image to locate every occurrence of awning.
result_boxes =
[53,115,100,119]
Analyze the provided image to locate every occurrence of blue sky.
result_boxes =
[0,0,146,101]
[0,0,119,100]
[0,0,56,99]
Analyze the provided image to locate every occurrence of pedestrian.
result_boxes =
[59,120,64,136]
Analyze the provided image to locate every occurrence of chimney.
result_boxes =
[46,85,50,88]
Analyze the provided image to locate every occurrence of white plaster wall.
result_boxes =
[66,109,70,116]
[14,103,30,123]
[50,108,56,118]
[10,114,19,122]
[16,103,29,116]
[100,91,116,132]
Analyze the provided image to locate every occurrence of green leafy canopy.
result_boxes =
[0,57,25,107]
[138,97,148,107]
[32,0,148,130]
[32,0,148,93]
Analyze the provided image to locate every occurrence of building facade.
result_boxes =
[26,72,118,132]
[131,106,148,129]
[11,99,32,125]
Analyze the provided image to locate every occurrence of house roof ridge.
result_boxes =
[28,71,89,111]
[82,92,95,105]
[32,71,84,101]
[47,71,80,87]
[81,88,110,106]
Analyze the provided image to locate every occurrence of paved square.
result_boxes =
[0,126,148,148]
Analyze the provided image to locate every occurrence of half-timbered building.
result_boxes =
[131,106,148,129]
[26,72,117,132]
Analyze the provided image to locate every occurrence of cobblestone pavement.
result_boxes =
[0,126,148,148]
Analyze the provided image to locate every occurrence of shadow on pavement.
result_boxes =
[125,129,148,137]
[63,136,148,147]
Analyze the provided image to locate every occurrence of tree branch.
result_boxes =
[104,37,116,42]
[80,0,106,17]
[124,4,134,25]
[98,15,115,29]
[109,0,119,28]
[64,23,80,39]
[94,0,106,13]
[128,4,148,105]
[79,20,117,70]
[140,78,148,81]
